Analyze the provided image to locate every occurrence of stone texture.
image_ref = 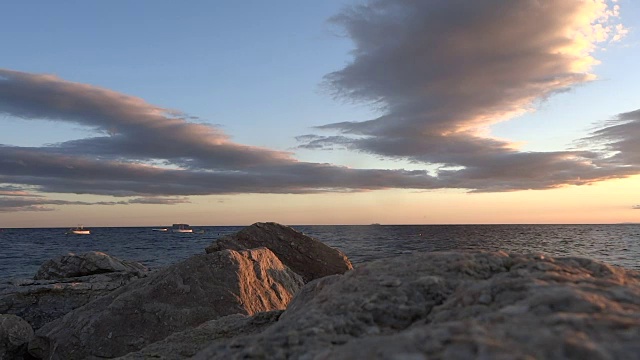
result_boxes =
[29,248,303,360]
[205,222,353,282]
[1,253,148,330]
[117,311,282,360]
[194,251,640,360]
[34,251,148,280]
[0,314,34,360]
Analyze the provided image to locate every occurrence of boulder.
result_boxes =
[117,311,283,360]
[29,248,303,360]
[1,253,148,330]
[205,222,353,282]
[194,251,640,359]
[0,314,34,360]
[34,251,148,280]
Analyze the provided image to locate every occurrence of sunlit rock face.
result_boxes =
[194,251,640,359]
[29,248,303,360]
[206,222,353,283]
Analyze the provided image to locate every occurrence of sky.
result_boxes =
[1,0,639,227]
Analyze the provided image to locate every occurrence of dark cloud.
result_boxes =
[0,145,438,198]
[299,0,637,191]
[295,135,355,150]
[0,196,116,212]
[128,197,191,205]
[0,191,190,212]
[585,109,640,166]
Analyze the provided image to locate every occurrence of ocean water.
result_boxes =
[1,224,639,280]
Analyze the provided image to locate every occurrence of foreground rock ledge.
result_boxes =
[1,252,148,330]
[34,251,148,280]
[30,248,303,360]
[194,251,640,359]
[206,222,353,283]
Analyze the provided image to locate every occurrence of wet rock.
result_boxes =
[34,251,148,280]
[206,222,353,282]
[0,314,34,360]
[194,251,640,359]
[30,248,303,360]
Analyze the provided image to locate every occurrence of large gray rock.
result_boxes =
[0,314,34,360]
[117,311,283,360]
[195,251,640,359]
[30,248,303,360]
[34,251,148,280]
[206,222,353,282]
[1,253,148,330]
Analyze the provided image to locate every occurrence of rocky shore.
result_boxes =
[1,222,639,359]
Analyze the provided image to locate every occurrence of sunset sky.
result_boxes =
[1,0,639,227]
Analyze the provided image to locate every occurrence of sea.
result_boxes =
[1,224,639,280]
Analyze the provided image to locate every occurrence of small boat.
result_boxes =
[152,228,168,232]
[67,225,90,235]
[171,224,193,233]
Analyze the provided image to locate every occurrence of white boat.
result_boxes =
[67,225,90,235]
[171,224,193,233]
[152,228,168,232]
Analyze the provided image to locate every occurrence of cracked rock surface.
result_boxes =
[195,251,640,360]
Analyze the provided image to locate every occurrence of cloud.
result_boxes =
[585,109,640,166]
[0,185,40,197]
[0,196,112,212]
[0,146,438,197]
[633,205,640,210]
[0,0,638,212]
[0,191,191,212]
[0,69,443,211]
[128,197,191,205]
[0,69,293,170]
[299,0,637,191]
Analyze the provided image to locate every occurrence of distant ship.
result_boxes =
[67,225,90,235]
[171,224,193,233]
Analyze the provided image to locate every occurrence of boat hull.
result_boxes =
[69,230,90,235]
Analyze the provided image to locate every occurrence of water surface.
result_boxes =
[1,224,638,280]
